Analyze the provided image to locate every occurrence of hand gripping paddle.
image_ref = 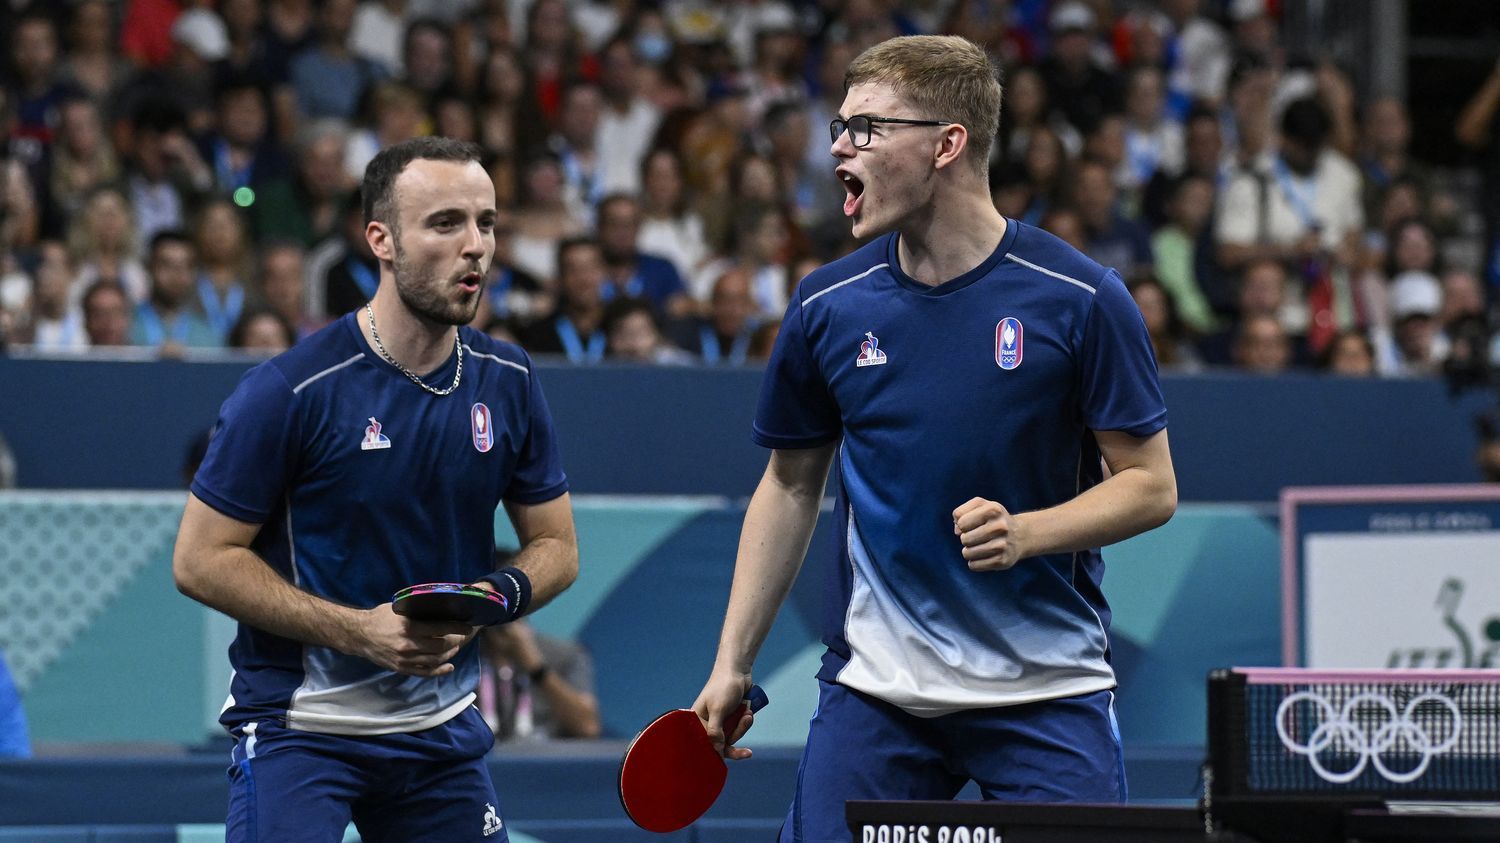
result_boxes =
[391,583,510,626]
[618,685,770,833]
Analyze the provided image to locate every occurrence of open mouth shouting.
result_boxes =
[838,167,865,218]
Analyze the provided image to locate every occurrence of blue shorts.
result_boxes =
[780,680,1126,843]
[226,706,505,843]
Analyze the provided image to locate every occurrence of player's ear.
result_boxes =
[934,123,969,171]
[367,220,394,262]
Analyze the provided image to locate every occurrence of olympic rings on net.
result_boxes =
[1274,690,1464,784]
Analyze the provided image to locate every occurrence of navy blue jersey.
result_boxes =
[193,312,568,735]
[754,221,1166,716]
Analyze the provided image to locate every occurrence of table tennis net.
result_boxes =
[1208,668,1500,799]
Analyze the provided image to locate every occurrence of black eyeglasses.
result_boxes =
[830,114,954,148]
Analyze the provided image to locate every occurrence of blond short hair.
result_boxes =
[844,35,1002,175]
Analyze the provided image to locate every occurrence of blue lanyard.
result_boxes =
[347,257,379,299]
[699,325,750,365]
[137,302,193,346]
[555,316,605,363]
[488,269,515,317]
[1273,156,1318,230]
[559,147,602,206]
[197,276,244,336]
[213,139,253,192]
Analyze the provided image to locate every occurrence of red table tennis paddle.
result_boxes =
[391,583,510,626]
[618,685,770,833]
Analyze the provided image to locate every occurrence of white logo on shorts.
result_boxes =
[482,802,502,836]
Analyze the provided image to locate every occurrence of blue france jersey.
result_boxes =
[192,312,568,735]
[755,221,1166,716]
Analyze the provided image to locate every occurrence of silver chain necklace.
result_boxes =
[365,303,463,396]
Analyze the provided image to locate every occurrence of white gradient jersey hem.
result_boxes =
[286,691,476,736]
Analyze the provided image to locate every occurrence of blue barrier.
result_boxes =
[0,356,1489,500]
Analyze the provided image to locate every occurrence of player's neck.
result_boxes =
[895,189,1006,287]
[361,291,458,375]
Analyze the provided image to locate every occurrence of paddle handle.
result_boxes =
[720,684,769,738]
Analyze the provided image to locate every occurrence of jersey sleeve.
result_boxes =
[190,363,302,524]
[751,296,842,449]
[502,364,569,504]
[1079,270,1169,437]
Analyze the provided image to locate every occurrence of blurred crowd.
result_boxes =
[0,0,1496,378]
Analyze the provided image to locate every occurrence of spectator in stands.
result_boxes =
[307,192,380,318]
[596,193,690,319]
[512,152,587,284]
[1385,270,1445,377]
[68,188,149,305]
[57,0,133,106]
[549,80,608,226]
[602,296,694,365]
[193,200,254,337]
[399,18,453,97]
[256,240,320,339]
[121,99,213,249]
[670,266,758,366]
[343,82,426,183]
[479,549,600,742]
[476,206,551,334]
[131,230,222,352]
[1120,66,1184,203]
[45,96,119,225]
[288,0,386,121]
[217,0,300,141]
[697,202,794,321]
[637,148,710,282]
[595,37,661,197]
[1360,96,1428,224]
[0,648,29,758]
[81,279,132,347]
[1319,329,1376,377]
[1200,257,1306,367]
[8,12,66,156]
[1161,0,1231,115]
[1039,2,1121,140]
[1219,97,1364,351]
[227,307,297,353]
[1233,313,1293,374]
[348,0,408,77]
[24,240,86,351]
[198,78,293,202]
[520,237,609,363]
[1456,57,1500,291]
[1151,174,1220,336]
[1129,276,1203,372]
[1019,125,1070,226]
[476,46,538,157]
[997,64,1081,168]
[252,119,352,248]
[1072,157,1153,282]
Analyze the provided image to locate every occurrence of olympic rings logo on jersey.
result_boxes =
[1274,690,1464,784]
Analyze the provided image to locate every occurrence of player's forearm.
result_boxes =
[1456,68,1500,148]
[715,459,829,674]
[1014,462,1177,558]
[535,677,601,738]
[174,545,362,653]
[510,533,579,613]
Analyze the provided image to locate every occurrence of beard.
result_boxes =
[391,234,483,327]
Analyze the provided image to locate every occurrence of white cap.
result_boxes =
[171,9,230,62]
[1390,271,1442,320]
[1230,0,1270,22]
[1050,1,1095,33]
